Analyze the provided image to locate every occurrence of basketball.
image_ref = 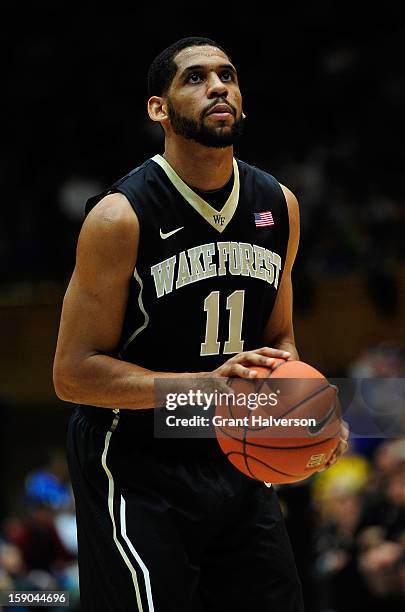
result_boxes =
[215,359,342,484]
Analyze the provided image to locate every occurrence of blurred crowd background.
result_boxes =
[1,2,404,610]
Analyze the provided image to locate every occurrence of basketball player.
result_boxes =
[53,37,349,611]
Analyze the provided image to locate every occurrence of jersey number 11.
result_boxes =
[200,289,245,356]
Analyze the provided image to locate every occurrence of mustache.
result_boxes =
[202,100,237,118]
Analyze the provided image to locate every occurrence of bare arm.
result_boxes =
[53,193,287,410]
[53,192,171,409]
[261,184,300,360]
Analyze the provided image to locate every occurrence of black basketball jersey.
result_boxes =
[85,154,290,374]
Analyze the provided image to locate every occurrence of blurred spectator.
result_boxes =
[346,344,405,457]
[311,443,405,610]
[349,344,405,379]
[0,540,36,591]
[0,449,80,610]
[308,453,367,609]
[4,504,73,574]
[358,541,405,610]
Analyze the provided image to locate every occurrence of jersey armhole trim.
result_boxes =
[118,267,150,358]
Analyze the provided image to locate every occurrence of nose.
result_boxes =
[206,72,228,99]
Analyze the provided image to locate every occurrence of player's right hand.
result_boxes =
[209,347,291,379]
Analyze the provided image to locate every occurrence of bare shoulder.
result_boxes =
[77,192,139,276]
[84,192,139,234]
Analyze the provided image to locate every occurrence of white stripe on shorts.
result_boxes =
[101,428,151,611]
[120,496,155,611]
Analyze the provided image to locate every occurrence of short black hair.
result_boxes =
[147,36,231,98]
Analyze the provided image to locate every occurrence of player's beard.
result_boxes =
[167,99,244,148]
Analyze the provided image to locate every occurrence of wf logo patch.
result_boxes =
[213,214,226,226]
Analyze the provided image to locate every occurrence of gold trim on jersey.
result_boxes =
[152,154,239,233]
[118,267,149,357]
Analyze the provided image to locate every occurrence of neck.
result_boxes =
[163,138,234,190]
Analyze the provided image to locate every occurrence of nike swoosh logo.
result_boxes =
[160,226,184,239]
[307,395,338,436]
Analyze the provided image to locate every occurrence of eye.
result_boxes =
[221,70,234,81]
[188,72,203,84]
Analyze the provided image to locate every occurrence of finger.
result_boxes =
[252,347,292,359]
[231,352,287,369]
[321,454,339,470]
[340,421,350,441]
[338,438,349,454]
[329,443,347,463]
[323,439,349,469]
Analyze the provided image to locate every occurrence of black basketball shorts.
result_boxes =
[67,406,304,612]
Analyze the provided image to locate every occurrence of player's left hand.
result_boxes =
[319,419,350,471]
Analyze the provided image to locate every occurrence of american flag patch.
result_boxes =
[254,211,274,228]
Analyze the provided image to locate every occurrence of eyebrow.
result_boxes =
[180,63,237,78]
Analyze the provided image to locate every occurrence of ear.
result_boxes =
[148,96,168,122]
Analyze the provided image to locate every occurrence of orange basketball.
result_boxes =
[215,359,341,484]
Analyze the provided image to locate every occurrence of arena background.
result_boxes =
[1,3,405,610]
